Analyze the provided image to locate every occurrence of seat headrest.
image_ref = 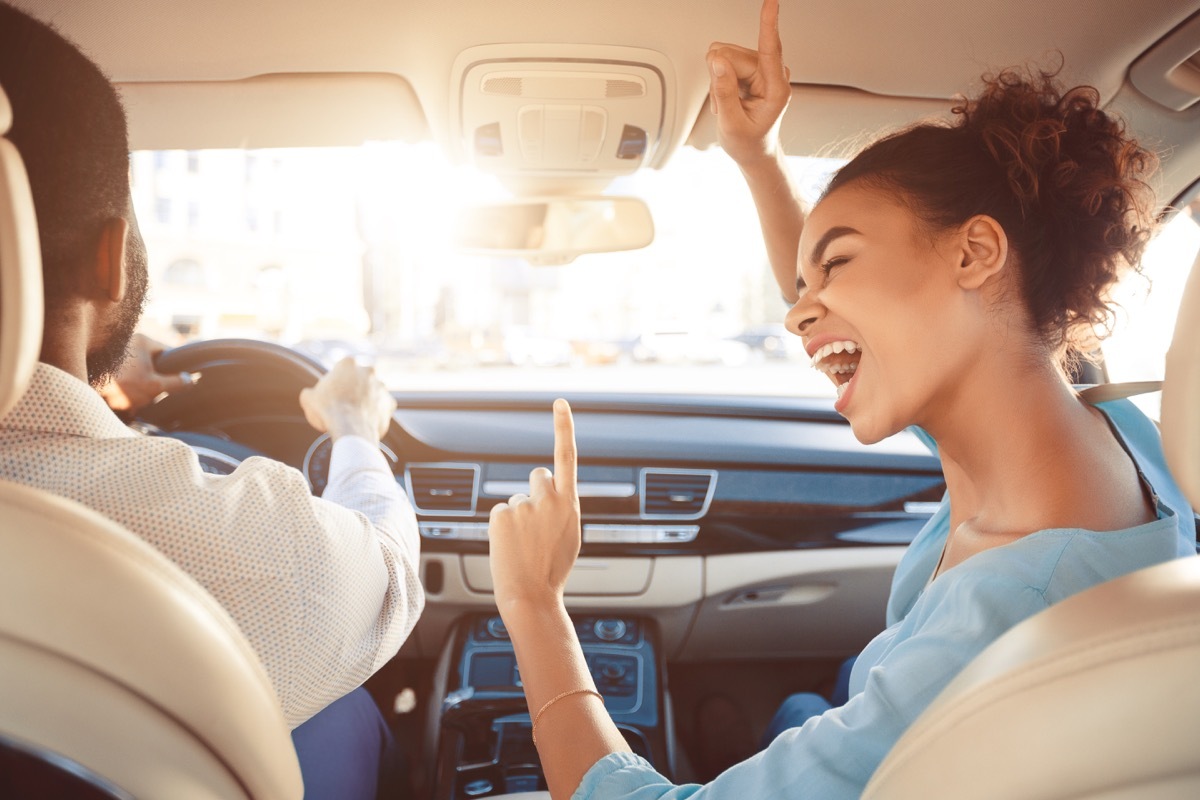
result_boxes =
[0,84,11,133]
[0,83,44,420]
[1162,242,1200,509]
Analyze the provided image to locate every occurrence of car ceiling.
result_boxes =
[16,0,1200,203]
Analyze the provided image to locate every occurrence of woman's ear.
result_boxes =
[93,217,130,303]
[956,214,1008,290]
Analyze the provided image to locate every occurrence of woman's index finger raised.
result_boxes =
[758,0,783,57]
[552,398,578,498]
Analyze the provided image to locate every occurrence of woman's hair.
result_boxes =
[824,66,1159,366]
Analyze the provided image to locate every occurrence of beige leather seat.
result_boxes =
[863,248,1200,797]
[0,86,303,798]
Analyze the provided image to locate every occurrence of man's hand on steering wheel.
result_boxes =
[100,332,198,415]
[299,357,397,442]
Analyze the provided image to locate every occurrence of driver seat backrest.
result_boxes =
[862,240,1200,797]
[0,84,302,798]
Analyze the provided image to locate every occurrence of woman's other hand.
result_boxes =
[488,398,582,610]
[707,0,792,168]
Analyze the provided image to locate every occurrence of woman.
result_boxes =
[486,1,1195,797]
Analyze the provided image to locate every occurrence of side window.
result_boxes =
[1102,196,1200,419]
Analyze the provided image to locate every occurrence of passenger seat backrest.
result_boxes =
[0,83,303,799]
[0,82,42,419]
[1162,243,1200,509]
[861,557,1200,799]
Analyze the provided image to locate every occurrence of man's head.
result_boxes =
[0,2,148,385]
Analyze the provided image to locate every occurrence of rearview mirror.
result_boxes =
[454,196,654,266]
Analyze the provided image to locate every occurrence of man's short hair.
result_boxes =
[0,3,131,308]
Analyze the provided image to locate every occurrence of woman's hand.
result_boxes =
[488,399,581,610]
[706,0,792,169]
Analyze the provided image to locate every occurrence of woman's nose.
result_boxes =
[785,290,823,337]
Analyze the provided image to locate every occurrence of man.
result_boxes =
[0,4,422,798]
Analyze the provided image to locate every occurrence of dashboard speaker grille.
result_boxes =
[641,469,716,519]
[407,465,479,514]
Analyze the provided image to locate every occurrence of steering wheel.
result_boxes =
[141,338,405,488]
[154,337,327,388]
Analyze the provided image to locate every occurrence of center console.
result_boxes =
[432,613,667,799]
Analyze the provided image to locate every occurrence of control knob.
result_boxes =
[593,618,627,642]
[486,617,510,639]
[599,662,626,680]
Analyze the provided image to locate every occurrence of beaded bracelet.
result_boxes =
[531,688,604,745]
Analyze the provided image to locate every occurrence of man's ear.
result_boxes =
[956,214,1008,291]
[93,217,129,303]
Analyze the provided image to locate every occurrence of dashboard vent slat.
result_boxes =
[406,464,480,515]
[640,469,716,520]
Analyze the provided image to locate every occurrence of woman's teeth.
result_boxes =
[811,340,862,402]
[810,340,860,367]
[824,362,858,375]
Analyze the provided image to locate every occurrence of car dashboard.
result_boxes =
[147,379,945,664]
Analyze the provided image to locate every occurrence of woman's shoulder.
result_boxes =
[1092,397,1195,546]
[1092,396,1162,451]
[927,516,1185,617]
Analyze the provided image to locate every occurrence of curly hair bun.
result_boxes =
[961,68,1158,353]
[826,65,1159,362]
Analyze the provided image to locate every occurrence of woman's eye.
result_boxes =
[821,256,849,273]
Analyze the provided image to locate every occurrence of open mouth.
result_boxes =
[811,340,863,400]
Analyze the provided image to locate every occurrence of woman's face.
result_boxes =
[787,182,999,444]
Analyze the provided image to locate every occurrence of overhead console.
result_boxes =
[450,44,676,181]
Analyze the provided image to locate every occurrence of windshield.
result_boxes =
[130,144,842,396]
[131,143,1192,401]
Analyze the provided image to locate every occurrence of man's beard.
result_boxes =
[86,237,149,387]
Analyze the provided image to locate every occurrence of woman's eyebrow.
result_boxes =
[807,225,861,268]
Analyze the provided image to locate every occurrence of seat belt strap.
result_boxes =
[1078,381,1164,404]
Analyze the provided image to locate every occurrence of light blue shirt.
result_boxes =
[573,399,1195,799]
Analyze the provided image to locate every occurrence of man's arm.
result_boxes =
[300,357,423,672]
[707,0,805,303]
[321,433,423,671]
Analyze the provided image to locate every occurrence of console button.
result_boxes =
[593,618,627,642]
[600,662,626,680]
[487,617,510,640]
[464,778,493,796]
[505,775,540,793]
[592,655,638,698]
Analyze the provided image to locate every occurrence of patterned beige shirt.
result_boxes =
[0,363,423,728]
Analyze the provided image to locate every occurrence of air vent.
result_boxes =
[640,469,716,520]
[405,464,480,516]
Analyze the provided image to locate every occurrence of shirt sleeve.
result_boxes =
[321,435,424,671]
[573,570,1049,800]
[198,435,423,728]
